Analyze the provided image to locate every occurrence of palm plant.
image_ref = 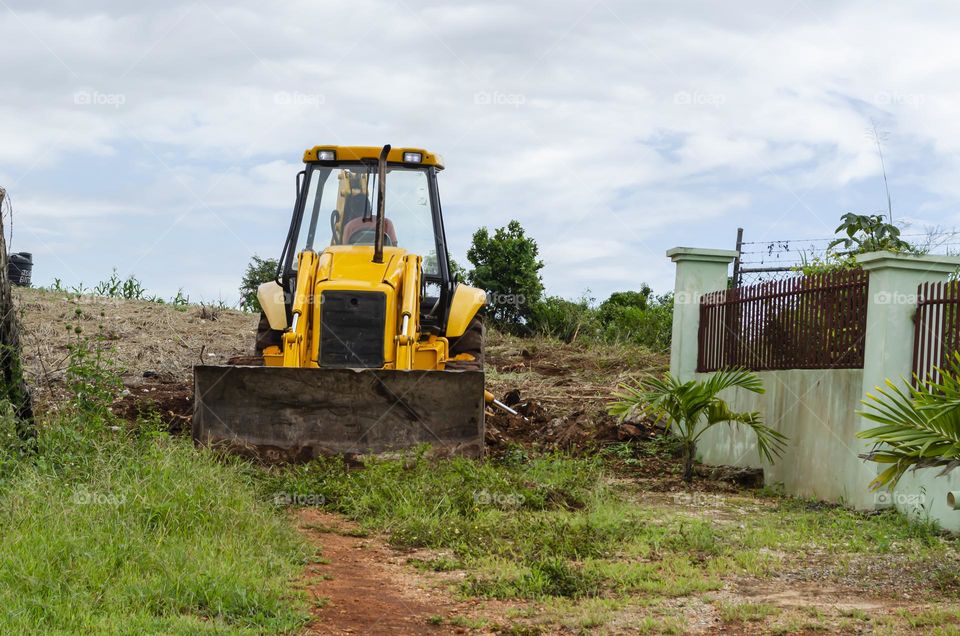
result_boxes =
[609,369,787,482]
[857,353,960,490]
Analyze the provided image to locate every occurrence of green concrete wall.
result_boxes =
[695,369,869,503]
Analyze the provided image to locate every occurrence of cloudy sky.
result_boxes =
[1,0,959,304]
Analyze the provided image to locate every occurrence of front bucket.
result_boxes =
[193,365,485,461]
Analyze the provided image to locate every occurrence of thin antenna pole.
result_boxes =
[871,121,893,224]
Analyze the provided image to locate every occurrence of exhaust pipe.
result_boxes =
[373,144,390,264]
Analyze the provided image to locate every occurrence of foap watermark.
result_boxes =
[874,491,925,507]
[474,91,526,108]
[874,91,925,109]
[672,492,725,507]
[273,492,326,506]
[72,489,126,506]
[673,90,725,108]
[73,87,126,109]
[486,291,526,308]
[873,291,925,306]
[674,291,706,306]
[473,489,525,508]
[274,91,325,107]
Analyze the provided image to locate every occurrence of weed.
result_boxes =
[63,307,123,421]
[719,601,778,623]
[409,556,462,572]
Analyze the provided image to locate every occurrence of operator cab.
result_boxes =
[276,146,455,333]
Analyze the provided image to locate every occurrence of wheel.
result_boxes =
[445,316,484,371]
[255,311,283,353]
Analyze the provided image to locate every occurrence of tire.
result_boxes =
[255,311,283,353]
[445,316,484,371]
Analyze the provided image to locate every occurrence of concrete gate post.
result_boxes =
[666,247,738,381]
[853,251,960,512]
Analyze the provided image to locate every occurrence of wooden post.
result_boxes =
[0,186,34,436]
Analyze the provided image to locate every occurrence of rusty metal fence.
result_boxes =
[697,269,869,372]
[913,281,960,386]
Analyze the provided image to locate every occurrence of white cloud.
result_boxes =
[2,1,960,301]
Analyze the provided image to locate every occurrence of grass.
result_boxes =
[0,409,309,633]
[263,446,953,614]
[5,298,959,634]
[719,601,779,623]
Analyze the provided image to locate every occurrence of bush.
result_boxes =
[528,288,673,351]
[239,255,279,313]
[599,293,673,352]
[529,295,599,343]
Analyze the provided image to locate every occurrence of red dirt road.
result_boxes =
[297,509,457,636]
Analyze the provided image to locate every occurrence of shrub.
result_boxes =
[599,293,673,352]
[239,255,279,313]
[528,289,674,351]
[529,295,599,343]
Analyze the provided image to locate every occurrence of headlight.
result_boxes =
[402,152,422,163]
[316,150,336,161]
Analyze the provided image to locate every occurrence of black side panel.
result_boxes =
[320,291,386,368]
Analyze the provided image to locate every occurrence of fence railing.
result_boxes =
[697,269,869,372]
[913,280,960,387]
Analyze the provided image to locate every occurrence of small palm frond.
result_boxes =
[609,373,686,426]
[699,399,787,464]
[700,367,765,397]
[857,375,960,490]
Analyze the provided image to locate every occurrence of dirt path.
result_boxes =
[296,509,460,636]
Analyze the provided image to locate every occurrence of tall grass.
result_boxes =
[0,312,310,634]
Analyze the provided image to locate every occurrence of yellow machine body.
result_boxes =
[193,145,488,460]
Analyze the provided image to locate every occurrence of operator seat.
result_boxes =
[342,217,398,246]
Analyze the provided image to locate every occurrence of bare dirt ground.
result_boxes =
[297,509,454,635]
[14,287,960,634]
[15,287,257,423]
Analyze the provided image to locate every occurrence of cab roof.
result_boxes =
[303,145,444,169]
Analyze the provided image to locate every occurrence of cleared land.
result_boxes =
[6,286,960,635]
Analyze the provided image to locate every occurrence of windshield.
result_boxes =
[294,163,440,276]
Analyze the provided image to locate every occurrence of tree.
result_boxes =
[609,369,787,482]
[857,353,960,490]
[239,255,279,313]
[448,257,467,283]
[466,220,544,330]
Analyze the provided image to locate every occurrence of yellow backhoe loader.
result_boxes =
[194,145,509,460]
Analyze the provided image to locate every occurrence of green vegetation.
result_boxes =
[0,308,309,634]
[610,369,787,481]
[857,352,960,489]
[828,212,916,256]
[50,270,192,307]
[797,212,922,276]
[239,255,279,313]
[466,219,545,330]
[719,601,779,623]
[530,291,673,351]
[262,445,949,613]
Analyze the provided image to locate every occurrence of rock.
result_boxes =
[617,423,644,440]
